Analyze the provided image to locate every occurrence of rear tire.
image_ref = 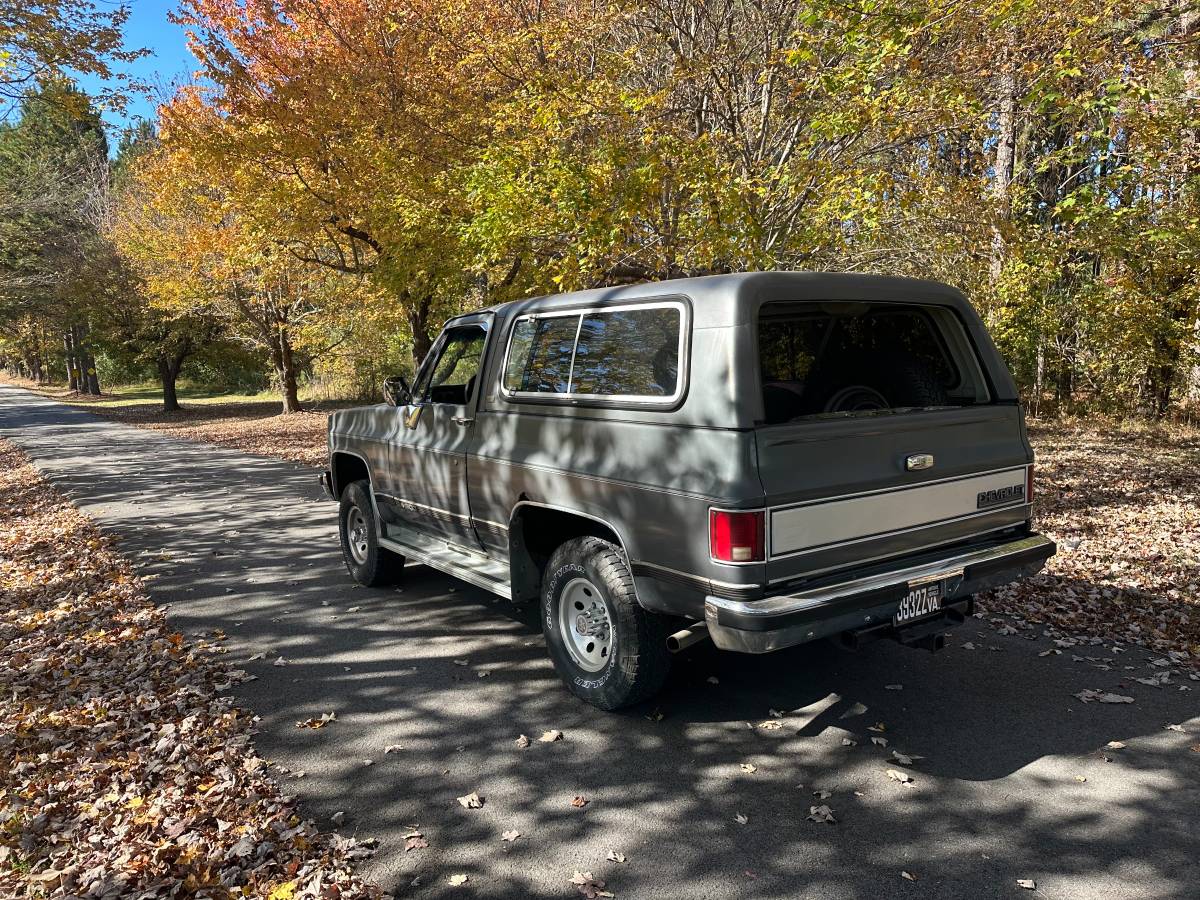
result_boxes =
[338,480,405,587]
[541,536,672,710]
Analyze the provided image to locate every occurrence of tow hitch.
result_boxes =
[839,597,973,653]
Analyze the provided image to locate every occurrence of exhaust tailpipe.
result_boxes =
[666,622,709,653]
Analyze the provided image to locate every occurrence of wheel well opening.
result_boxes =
[331,453,369,497]
[508,506,623,604]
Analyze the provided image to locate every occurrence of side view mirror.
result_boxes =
[383,375,411,407]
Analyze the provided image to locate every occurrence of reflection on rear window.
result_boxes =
[572,307,679,397]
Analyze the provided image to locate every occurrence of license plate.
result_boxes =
[893,580,945,626]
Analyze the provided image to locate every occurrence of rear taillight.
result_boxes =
[1026,464,1034,504]
[710,509,765,563]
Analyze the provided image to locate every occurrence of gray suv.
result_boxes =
[321,273,1055,709]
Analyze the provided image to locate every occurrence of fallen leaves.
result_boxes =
[1017,878,1037,889]
[515,734,531,748]
[501,830,521,842]
[1073,690,1134,704]
[806,805,836,824]
[606,849,627,863]
[296,711,338,728]
[457,791,485,809]
[0,441,383,899]
[740,763,758,774]
[571,795,590,808]
[886,769,915,785]
[448,873,469,886]
[570,871,614,898]
[977,425,1199,667]
[734,813,749,825]
[404,834,429,852]
[539,729,564,743]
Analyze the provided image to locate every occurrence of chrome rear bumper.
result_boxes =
[704,533,1055,653]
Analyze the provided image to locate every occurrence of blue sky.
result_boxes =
[75,1,198,132]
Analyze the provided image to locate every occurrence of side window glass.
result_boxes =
[420,327,486,405]
[571,307,680,397]
[503,315,579,394]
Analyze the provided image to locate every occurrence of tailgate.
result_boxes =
[755,405,1032,583]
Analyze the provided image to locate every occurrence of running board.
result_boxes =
[380,526,512,599]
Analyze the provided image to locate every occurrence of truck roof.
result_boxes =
[458,271,977,330]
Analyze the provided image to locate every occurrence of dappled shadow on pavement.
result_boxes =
[2,384,1197,900]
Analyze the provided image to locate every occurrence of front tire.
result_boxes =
[541,537,671,710]
[338,480,404,587]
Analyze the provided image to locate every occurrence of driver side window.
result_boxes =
[413,326,487,405]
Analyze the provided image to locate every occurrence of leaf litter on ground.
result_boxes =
[0,440,384,898]
[976,425,1199,669]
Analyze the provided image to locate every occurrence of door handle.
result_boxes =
[451,415,471,426]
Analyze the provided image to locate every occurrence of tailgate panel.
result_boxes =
[754,405,1032,582]
[770,465,1028,558]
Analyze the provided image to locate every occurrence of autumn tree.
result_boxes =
[0,1,144,111]
[111,129,372,414]
[465,1,994,293]
[166,0,536,368]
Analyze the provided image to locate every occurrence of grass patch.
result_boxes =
[17,378,317,409]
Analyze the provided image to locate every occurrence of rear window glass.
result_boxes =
[758,301,989,424]
[503,304,683,402]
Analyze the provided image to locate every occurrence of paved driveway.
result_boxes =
[1,383,1197,899]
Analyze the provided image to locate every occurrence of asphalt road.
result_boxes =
[2,382,1198,900]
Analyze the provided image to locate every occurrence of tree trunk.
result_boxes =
[157,358,181,412]
[990,63,1018,287]
[1181,0,1200,400]
[64,331,79,391]
[157,339,192,413]
[73,323,100,394]
[407,297,435,372]
[84,352,100,394]
[277,328,301,414]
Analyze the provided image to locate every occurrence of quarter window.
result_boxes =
[502,303,684,402]
[503,316,578,394]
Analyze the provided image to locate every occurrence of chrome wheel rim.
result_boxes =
[557,577,613,673]
[346,506,370,564]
